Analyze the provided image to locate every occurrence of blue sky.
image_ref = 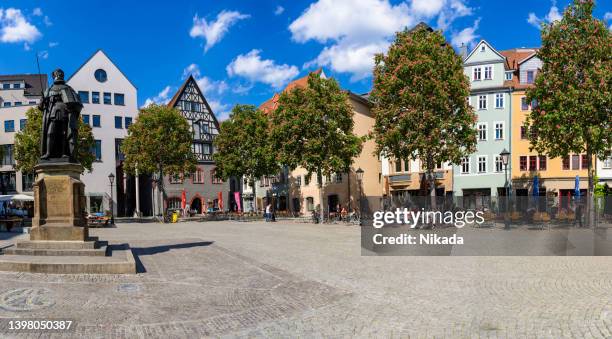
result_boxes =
[0,0,610,120]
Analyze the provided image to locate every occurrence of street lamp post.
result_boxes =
[108,173,115,224]
[356,168,364,216]
[500,149,510,230]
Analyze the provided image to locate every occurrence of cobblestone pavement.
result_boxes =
[0,221,612,338]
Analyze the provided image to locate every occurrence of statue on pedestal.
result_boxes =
[38,68,82,163]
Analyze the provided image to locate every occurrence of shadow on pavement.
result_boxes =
[129,241,214,273]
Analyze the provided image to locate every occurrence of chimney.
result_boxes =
[459,43,468,59]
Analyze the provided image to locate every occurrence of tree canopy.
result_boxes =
[371,25,477,196]
[525,0,611,160]
[270,73,363,177]
[14,107,95,174]
[213,104,279,183]
[121,104,197,177]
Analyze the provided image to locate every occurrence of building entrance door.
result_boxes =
[191,198,202,214]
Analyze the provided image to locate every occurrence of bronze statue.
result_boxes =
[38,69,82,163]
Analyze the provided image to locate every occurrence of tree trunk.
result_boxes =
[158,165,167,222]
[427,156,437,211]
[251,179,257,214]
[587,146,595,227]
[318,169,324,223]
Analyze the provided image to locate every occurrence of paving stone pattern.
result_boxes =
[0,221,611,338]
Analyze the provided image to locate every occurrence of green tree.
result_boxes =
[14,107,96,174]
[270,73,363,221]
[121,104,197,219]
[525,0,611,226]
[371,24,477,208]
[213,104,279,212]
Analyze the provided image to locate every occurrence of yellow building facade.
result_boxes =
[504,50,589,203]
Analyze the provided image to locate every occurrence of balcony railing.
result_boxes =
[389,174,411,183]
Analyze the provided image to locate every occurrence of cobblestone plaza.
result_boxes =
[0,221,612,337]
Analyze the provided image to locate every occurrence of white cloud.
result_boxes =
[38,50,48,59]
[32,8,43,16]
[450,18,480,48]
[190,10,249,52]
[605,12,612,30]
[142,86,173,108]
[307,40,390,81]
[0,8,42,43]
[274,6,285,15]
[48,41,58,48]
[527,1,562,29]
[43,16,52,27]
[182,63,228,95]
[226,49,299,89]
[290,0,472,81]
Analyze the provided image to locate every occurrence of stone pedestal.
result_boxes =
[31,162,88,241]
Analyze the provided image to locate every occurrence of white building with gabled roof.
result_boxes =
[67,49,151,216]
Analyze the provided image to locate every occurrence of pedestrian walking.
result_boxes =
[574,202,584,228]
[265,203,272,222]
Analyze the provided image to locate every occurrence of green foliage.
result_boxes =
[13,107,96,174]
[371,25,477,173]
[213,104,279,183]
[121,104,197,176]
[525,0,611,160]
[270,74,363,178]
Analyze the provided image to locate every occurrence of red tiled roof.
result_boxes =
[259,68,323,114]
[500,48,539,90]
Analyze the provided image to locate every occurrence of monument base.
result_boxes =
[0,161,136,274]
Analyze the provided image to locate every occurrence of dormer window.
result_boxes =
[527,70,535,84]
[505,71,513,81]
[480,45,486,52]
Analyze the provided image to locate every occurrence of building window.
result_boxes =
[461,157,470,174]
[2,84,9,89]
[1,145,14,165]
[335,173,342,183]
[505,71,513,81]
[581,154,589,169]
[19,119,26,131]
[562,156,570,170]
[125,117,132,129]
[473,67,481,81]
[211,170,223,184]
[306,197,314,211]
[495,156,503,172]
[22,172,35,192]
[28,101,37,105]
[520,126,527,139]
[495,122,504,140]
[170,174,182,184]
[571,154,580,170]
[395,160,402,173]
[13,83,21,89]
[114,116,122,129]
[14,102,22,106]
[484,66,492,80]
[296,175,302,187]
[167,198,181,209]
[2,102,10,107]
[404,159,410,172]
[495,93,504,108]
[82,114,90,125]
[527,70,535,84]
[4,120,14,132]
[114,93,125,106]
[94,69,107,82]
[520,156,528,171]
[478,156,487,173]
[477,123,487,141]
[92,115,101,127]
[529,156,537,171]
[603,155,612,169]
[103,92,111,105]
[478,95,487,110]
[521,97,529,110]
[480,45,485,52]
[192,168,204,183]
[92,92,100,104]
[91,140,102,161]
[78,91,89,103]
[539,156,547,170]
[305,174,311,186]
